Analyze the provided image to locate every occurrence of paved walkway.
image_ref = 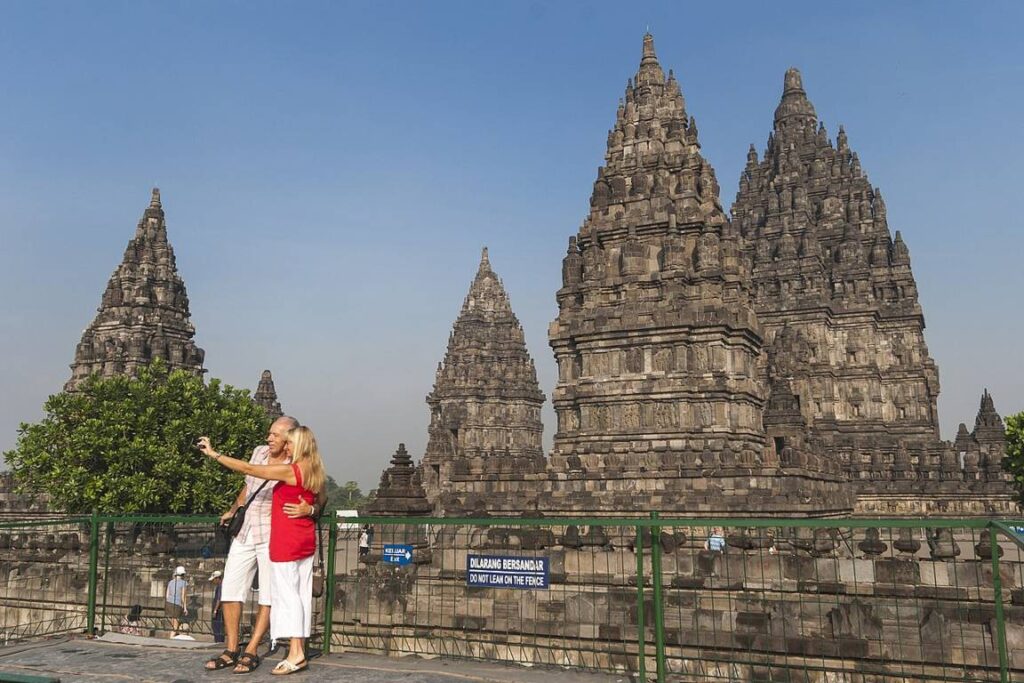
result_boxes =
[0,635,629,683]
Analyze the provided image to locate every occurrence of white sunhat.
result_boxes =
[209,570,222,580]
[174,566,186,576]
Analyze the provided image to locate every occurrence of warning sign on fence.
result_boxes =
[466,554,549,589]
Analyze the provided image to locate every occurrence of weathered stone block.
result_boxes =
[695,551,720,576]
[837,558,875,584]
[874,558,920,585]
[781,554,816,581]
[952,560,1017,590]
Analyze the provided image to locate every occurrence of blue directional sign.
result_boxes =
[382,544,413,565]
[466,554,549,590]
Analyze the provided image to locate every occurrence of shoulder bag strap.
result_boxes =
[242,479,271,508]
[317,520,325,569]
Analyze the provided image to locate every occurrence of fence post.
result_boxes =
[322,519,338,655]
[635,522,647,681]
[650,512,665,683]
[86,509,99,636]
[990,523,1010,683]
[99,521,113,635]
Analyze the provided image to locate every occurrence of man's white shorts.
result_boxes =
[221,538,273,607]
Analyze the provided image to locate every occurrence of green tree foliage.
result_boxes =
[4,361,269,514]
[1005,412,1024,496]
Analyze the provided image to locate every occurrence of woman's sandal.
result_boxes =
[271,659,307,675]
[205,649,239,670]
[232,652,260,674]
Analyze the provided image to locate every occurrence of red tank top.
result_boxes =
[269,463,317,562]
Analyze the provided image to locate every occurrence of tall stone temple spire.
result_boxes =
[546,36,849,515]
[253,369,284,420]
[419,248,545,511]
[731,69,1013,513]
[66,189,205,391]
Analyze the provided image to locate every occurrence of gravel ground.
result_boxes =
[0,635,632,683]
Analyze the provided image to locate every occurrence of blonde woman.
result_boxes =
[198,426,326,675]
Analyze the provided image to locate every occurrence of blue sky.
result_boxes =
[1,1,1022,490]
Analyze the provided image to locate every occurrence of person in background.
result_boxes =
[358,525,370,557]
[165,566,188,638]
[704,527,726,552]
[199,425,326,675]
[119,604,143,636]
[210,570,224,643]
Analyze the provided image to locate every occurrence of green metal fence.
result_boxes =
[0,513,311,646]
[2,514,1023,683]
[334,516,1024,683]
[0,516,92,643]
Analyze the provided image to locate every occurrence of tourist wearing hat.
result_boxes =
[165,566,189,638]
[209,570,224,643]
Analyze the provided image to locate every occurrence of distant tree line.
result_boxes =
[322,476,375,515]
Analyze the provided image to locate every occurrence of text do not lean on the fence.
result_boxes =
[466,554,549,589]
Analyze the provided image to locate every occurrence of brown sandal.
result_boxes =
[205,649,239,670]
[233,652,260,674]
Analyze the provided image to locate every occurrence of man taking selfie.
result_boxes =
[204,415,325,673]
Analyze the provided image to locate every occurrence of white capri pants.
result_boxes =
[221,539,273,607]
[269,554,313,641]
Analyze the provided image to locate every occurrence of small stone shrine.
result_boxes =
[367,443,432,518]
[365,444,432,563]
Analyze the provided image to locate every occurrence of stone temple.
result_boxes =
[66,189,205,391]
[420,248,546,509]
[64,189,288,415]
[405,35,1017,518]
[253,369,285,420]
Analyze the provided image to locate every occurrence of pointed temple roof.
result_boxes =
[417,247,546,509]
[582,34,731,244]
[66,189,205,391]
[773,67,817,128]
[365,443,432,516]
[973,388,1005,442]
[253,369,284,420]
[731,66,942,447]
[733,67,923,318]
[428,248,544,404]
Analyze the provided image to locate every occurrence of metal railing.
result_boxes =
[334,515,1024,683]
[2,513,1023,683]
[0,516,92,644]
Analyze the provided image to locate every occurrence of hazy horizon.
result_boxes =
[2,2,1022,492]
